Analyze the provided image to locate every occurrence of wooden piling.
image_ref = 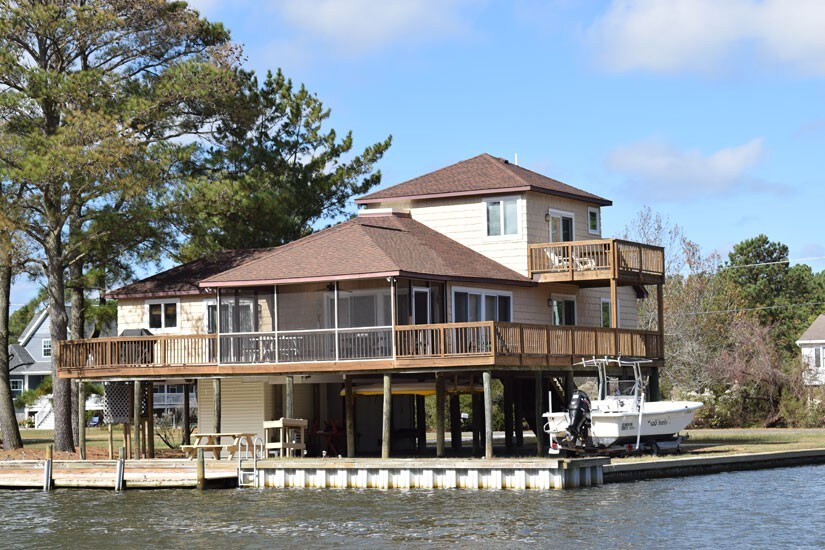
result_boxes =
[196,448,205,490]
[132,381,141,460]
[564,372,576,405]
[182,382,191,446]
[514,379,524,447]
[381,374,391,459]
[43,444,53,491]
[416,394,426,453]
[146,381,155,459]
[285,376,294,419]
[345,376,355,458]
[77,381,86,460]
[108,423,114,460]
[115,447,125,491]
[435,375,445,457]
[535,372,545,456]
[483,371,493,460]
[213,379,222,433]
[471,383,481,456]
[503,375,514,451]
[450,393,462,450]
[123,423,130,459]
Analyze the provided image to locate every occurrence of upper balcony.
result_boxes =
[56,321,662,379]
[528,239,665,286]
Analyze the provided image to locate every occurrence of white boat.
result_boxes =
[543,357,703,452]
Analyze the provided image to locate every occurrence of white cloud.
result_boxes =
[271,0,475,55]
[588,0,825,75]
[605,138,784,200]
[184,0,219,17]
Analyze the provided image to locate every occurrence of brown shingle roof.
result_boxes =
[798,314,825,343]
[355,153,612,206]
[106,248,273,299]
[199,212,534,287]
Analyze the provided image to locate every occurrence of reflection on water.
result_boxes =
[4,465,825,549]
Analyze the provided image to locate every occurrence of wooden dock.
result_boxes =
[0,459,237,490]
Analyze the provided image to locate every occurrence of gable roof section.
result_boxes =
[107,248,273,299]
[18,309,48,347]
[355,153,612,206]
[199,212,534,287]
[798,314,825,344]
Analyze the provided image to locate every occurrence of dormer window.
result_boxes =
[42,339,52,358]
[485,197,518,237]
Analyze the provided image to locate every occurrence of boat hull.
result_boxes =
[544,400,703,448]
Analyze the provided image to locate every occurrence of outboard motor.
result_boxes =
[566,390,592,444]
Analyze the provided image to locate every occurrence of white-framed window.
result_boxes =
[42,339,52,358]
[452,286,512,322]
[484,196,520,238]
[146,299,179,331]
[548,209,575,242]
[550,294,576,326]
[588,207,600,235]
[601,298,623,328]
[10,378,23,397]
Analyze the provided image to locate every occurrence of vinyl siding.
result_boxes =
[372,196,530,275]
[117,296,209,334]
[197,378,268,444]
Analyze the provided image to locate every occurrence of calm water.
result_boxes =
[4,466,824,549]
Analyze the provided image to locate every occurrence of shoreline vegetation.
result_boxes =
[2,427,823,462]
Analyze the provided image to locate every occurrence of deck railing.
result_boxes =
[58,322,662,376]
[528,238,664,281]
[394,322,662,361]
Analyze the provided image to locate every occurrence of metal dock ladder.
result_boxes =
[237,437,264,488]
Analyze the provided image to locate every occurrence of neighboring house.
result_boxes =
[798,314,825,386]
[56,153,666,457]
[8,308,194,426]
[9,310,57,425]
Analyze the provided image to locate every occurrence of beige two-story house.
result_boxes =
[57,153,665,459]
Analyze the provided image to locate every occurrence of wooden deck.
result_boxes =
[528,239,665,285]
[57,321,662,379]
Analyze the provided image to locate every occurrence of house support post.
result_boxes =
[610,278,619,354]
[450,392,462,450]
[146,382,155,458]
[503,375,514,451]
[535,372,545,457]
[107,423,114,460]
[514,379,524,447]
[656,282,665,356]
[182,382,191,446]
[345,376,355,458]
[471,378,481,456]
[564,372,576,405]
[132,381,141,460]
[285,376,294,418]
[483,371,493,460]
[435,374,445,457]
[416,394,427,453]
[382,374,392,459]
[213,379,221,434]
[77,380,86,460]
[649,368,661,402]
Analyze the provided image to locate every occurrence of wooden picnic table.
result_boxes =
[181,432,257,460]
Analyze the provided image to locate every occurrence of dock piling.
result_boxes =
[196,448,205,490]
[483,371,493,459]
[115,447,125,491]
[43,444,53,492]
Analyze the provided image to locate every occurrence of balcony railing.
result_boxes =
[528,239,665,283]
[57,322,662,378]
[394,322,662,362]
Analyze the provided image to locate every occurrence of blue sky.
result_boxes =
[11,0,825,308]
